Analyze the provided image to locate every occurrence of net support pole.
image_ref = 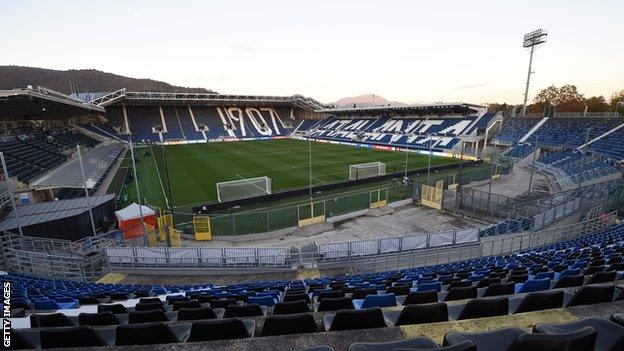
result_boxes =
[77,144,97,237]
[129,141,148,246]
[308,138,312,201]
[1,152,23,236]
[427,134,433,185]
[404,147,408,179]
[458,141,465,189]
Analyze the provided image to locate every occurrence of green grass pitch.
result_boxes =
[120,138,457,210]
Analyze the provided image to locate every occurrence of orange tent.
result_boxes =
[115,203,157,239]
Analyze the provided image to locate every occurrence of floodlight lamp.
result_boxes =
[523,29,548,48]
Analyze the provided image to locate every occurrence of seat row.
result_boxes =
[10,314,624,350]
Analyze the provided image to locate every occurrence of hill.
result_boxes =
[333,94,405,108]
[0,66,216,94]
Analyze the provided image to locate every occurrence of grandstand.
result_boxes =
[1,86,624,351]
[3,215,624,350]
[303,103,501,156]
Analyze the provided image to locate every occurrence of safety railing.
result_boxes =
[104,208,617,273]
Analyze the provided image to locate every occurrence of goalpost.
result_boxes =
[216,176,272,202]
[349,162,386,180]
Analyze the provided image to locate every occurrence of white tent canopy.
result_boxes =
[115,203,155,221]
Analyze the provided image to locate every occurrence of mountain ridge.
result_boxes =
[0,66,216,95]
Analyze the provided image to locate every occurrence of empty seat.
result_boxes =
[417,282,442,292]
[348,336,444,351]
[390,303,449,326]
[116,322,179,345]
[534,317,624,351]
[386,284,411,296]
[172,300,201,311]
[283,293,311,303]
[553,275,584,289]
[403,291,439,305]
[477,277,501,288]
[585,265,605,275]
[444,286,477,301]
[248,295,275,307]
[324,307,387,331]
[40,326,107,349]
[317,297,355,312]
[261,313,318,336]
[448,281,473,290]
[567,285,615,306]
[515,278,550,293]
[507,274,529,284]
[30,313,73,328]
[209,299,238,309]
[197,295,218,303]
[6,329,35,350]
[444,327,527,351]
[139,297,162,304]
[354,293,397,309]
[611,313,624,327]
[134,302,165,311]
[187,318,254,341]
[273,300,311,315]
[98,304,128,314]
[509,326,596,351]
[78,311,121,326]
[456,297,508,320]
[513,290,564,314]
[223,303,265,318]
[177,306,218,321]
[482,282,515,297]
[352,288,378,300]
[166,295,190,304]
[587,271,617,285]
[109,293,129,301]
[317,291,345,301]
[78,296,101,305]
[128,309,169,324]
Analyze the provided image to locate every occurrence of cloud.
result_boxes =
[227,43,256,54]
[455,83,491,90]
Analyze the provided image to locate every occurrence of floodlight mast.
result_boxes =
[521,29,548,117]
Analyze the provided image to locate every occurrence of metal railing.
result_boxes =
[103,207,618,274]
[350,210,618,273]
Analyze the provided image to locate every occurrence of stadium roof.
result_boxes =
[0,194,114,231]
[315,102,488,115]
[90,88,327,111]
[0,86,105,118]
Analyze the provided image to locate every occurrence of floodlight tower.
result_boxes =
[521,29,548,117]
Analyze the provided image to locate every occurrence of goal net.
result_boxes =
[349,162,386,180]
[216,176,272,202]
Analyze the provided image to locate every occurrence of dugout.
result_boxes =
[0,194,115,240]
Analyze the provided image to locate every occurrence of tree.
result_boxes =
[532,84,585,112]
[610,90,624,112]
[584,96,609,112]
[533,85,560,105]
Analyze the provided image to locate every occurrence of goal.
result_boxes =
[349,162,386,180]
[216,176,272,202]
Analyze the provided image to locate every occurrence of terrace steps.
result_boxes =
[518,117,549,143]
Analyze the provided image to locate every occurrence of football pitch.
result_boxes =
[120,138,458,210]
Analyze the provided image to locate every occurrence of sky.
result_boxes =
[1,0,622,104]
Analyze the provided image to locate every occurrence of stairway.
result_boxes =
[519,117,549,143]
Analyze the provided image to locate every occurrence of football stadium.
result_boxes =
[1,1,624,350]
